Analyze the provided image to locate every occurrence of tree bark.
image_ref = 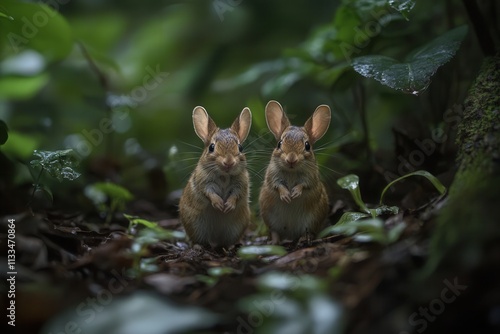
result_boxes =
[427,54,500,273]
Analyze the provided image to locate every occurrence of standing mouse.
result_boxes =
[259,100,331,244]
[179,106,252,249]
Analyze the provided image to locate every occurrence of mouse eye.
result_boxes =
[277,140,282,150]
[208,143,215,153]
[238,144,243,152]
[305,141,311,151]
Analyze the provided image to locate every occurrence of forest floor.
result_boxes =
[5,185,484,334]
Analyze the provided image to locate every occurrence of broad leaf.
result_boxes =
[319,212,369,237]
[0,131,38,159]
[352,26,468,94]
[92,182,134,202]
[0,74,49,99]
[0,0,73,61]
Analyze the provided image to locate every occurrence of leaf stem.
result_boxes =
[27,167,45,214]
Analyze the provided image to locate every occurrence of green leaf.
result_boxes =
[321,216,406,245]
[352,26,468,94]
[124,214,185,240]
[0,74,49,99]
[0,131,38,159]
[30,149,81,182]
[348,218,388,244]
[237,245,287,260]
[207,267,236,277]
[92,182,133,202]
[0,0,73,61]
[71,13,126,54]
[41,292,218,334]
[380,170,447,204]
[319,212,370,237]
[337,174,371,214]
[257,272,326,292]
[0,120,8,145]
[387,222,406,243]
[196,274,218,287]
[333,5,362,45]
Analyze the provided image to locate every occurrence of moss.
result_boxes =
[423,55,500,276]
[456,55,500,173]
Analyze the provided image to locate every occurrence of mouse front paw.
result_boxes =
[291,185,303,199]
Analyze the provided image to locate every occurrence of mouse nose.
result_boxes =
[223,158,235,169]
[286,154,298,167]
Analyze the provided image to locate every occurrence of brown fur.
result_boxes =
[179,107,252,249]
[259,100,331,243]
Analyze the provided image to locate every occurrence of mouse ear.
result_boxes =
[304,105,331,144]
[231,107,252,142]
[265,100,290,141]
[192,106,217,144]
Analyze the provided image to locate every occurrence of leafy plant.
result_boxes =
[28,149,81,208]
[321,170,445,243]
[237,272,344,334]
[336,174,399,218]
[124,214,185,276]
[196,267,237,287]
[320,217,405,245]
[85,182,133,224]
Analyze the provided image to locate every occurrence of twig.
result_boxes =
[77,42,114,155]
[77,42,110,92]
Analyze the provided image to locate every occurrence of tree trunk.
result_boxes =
[427,54,500,274]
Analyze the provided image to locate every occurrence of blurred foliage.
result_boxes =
[0,1,498,333]
[0,0,484,212]
[238,245,288,260]
[42,292,219,334]
[85,181,133,222]
[239,271,344,334]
